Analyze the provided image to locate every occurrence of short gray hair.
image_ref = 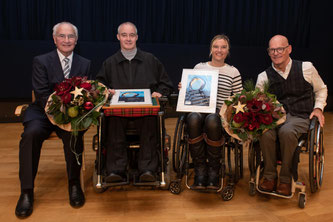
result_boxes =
[117,22,138,34]
[53,22,78,39]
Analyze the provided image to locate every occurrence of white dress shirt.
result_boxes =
[57,49,73,71]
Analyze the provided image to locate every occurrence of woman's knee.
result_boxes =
[205,114,223,140]
[186,112,204,138]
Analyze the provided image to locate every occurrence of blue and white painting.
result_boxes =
[118,90,145,102]
[184,75,211,106]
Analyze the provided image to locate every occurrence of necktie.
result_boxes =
[63,57,70,78]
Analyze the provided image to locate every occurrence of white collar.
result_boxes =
[272,58,292,75]
[57,49,73,62]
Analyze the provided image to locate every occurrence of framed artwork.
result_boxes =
[176,69,218,113]
[110,89,152,106]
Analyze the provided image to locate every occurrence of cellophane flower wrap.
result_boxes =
[220,81,286,142]
[45,76,108,134]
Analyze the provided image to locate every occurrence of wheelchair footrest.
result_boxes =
[132,181,161,186]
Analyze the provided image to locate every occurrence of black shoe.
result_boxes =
[69,184,85,208]
[139,170,156,182]
[15,191,33,218]
[191,175,207,190]
[206,176,220,190]
[105,172,126,183]
[206,168,220,190]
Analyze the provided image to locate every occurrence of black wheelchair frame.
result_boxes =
[91,98,171,192]
[248,116,324,208]
[169,113,243,201]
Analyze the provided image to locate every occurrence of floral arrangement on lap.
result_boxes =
[220,81,286,142]
[45,76,108,134]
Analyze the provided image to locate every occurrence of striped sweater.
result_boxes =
[194,62,243,110]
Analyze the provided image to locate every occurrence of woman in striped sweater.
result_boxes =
[181,34,243,190]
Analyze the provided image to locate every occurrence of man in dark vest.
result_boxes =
[256,35,327,196]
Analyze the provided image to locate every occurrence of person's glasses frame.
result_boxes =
[56,34,77,40]
[267,45,289,55]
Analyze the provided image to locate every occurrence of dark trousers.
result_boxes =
[19,118,84,190]
[105,116,158,173]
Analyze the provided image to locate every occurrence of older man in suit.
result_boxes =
[15,22,91,218]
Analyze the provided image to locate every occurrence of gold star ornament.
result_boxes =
[70,86,84,99]
[233,101,246,114]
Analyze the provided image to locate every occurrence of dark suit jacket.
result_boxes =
[24,50,91,123]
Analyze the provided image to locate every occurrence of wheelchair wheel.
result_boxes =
[233,141,243,182]
[249,181,256,196]
[172,114,187,174]
[169,180,182,194]
[298,193,306,209]
[221,186,234,201]
[92,169,107,193]
[309,120,324,193]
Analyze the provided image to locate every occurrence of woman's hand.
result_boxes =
[178,82,182,91]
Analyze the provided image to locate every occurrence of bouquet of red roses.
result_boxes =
[220,81,286,142]
[45,76,108,134]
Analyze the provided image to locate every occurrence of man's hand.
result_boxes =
[152,92,162,98]
[310,108,325,127]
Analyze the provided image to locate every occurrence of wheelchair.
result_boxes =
[169,113,243,201]
[248,116,324,208]
[91,97,171,192]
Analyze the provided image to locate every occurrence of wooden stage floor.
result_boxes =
[1,113,333,222]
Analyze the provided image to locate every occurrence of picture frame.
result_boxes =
[176,68,219,113]
[110,89,152,106]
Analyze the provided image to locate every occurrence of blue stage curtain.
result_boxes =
[0,0,311,47]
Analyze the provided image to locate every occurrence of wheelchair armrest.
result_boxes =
[309,116,319,131]
[168,93,179,108]
[158,96,169,103]
[15,104,29,116]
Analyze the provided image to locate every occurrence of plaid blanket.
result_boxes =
[104,107,160,117]
[103,97,160,117]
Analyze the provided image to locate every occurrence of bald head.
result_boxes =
[267,34,292,71]
[269,35,289,48]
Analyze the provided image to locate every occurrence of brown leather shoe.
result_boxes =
[259,178,276,192]
[276,182,291,196]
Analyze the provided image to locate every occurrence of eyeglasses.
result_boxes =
[119,33,137,38]
[56,34,76,40]
[267,45,289,55]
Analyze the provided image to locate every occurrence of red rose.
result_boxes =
[233,112,245,123]
[70,76,83,87]
[259,113,273,125]
[61,93,72,104]
[242,112,260,131]
[247,99,262,112]
[247,120,260,131]
[54,81,72,96]
[80,82,92,91]
[84,101,94,110]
